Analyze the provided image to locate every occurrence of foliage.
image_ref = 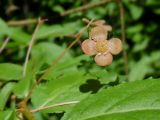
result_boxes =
[0,0,160,119]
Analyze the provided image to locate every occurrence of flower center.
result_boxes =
[96,40,108,53]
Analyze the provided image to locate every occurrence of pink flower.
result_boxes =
[81,24,122,66]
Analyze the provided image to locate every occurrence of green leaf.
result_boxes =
[32,42,71,65]
[129,51,160,81]
[0,110,14,120]
[13,61,37,98]
[0,18,10,36]
[62,78,160,120]
[88,68,117,84]
[35,21,81,39]
[31,70,90,113]
[129,56,151,81]
[0,63,22,81]
[128,4,143,20]
[0,83,16,110]
[9,27,31,45]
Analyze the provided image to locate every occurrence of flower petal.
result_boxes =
[108,38,123,55]
[94,53,113,66]
[103,25,112,32]
[81,39,96,56]
[92,20,106,26]
[90,26,107,41]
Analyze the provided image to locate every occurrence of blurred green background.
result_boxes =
[0,0,160,119]
[1,0,160,81]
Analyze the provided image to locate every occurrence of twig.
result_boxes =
[0,37,10,54]
[25,19,94,101]
[118,1,129,78]
[22,18,46,77]
[31,101,79,113]
[60,0,112,16]
[7,19,37,26]
[7,0,112,26]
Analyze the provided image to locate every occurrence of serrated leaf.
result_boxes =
[0,83,16,110]
[62,78,160,120]
[0,63,22,81]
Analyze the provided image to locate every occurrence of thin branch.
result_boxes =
[118,1,129,78]
[60,0,112,16]
[31,101,79,113]
[7,19,37,26]
[25,19,94,101]
[22,18,46,77]
[0,37,10,54]
[7,0,112,26]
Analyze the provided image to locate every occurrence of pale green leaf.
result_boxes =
[0,83,16,110]
[0,18,10,36]
[31,70,90,113]
[0,63,22,81]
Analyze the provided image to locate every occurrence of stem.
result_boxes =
[118,0,129,78]
[8,19,37,26]
[0,37,10,54]
[31,101,79,113]
[60,0,112,16]
[22,18,45,77]
[18,100,36,120]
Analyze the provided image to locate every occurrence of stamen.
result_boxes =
[96,40,108,53]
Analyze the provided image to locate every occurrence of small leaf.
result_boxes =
[0,18,10,36]
[0,83,16,110]
[128,4,143,20]
[0,63,22,81]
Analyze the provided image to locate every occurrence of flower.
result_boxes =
[81,21,122,66]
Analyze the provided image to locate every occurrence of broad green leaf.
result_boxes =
[0,83,16,110]
[86,110,160,120]
[0,63,22,81]
[62,78,160,120]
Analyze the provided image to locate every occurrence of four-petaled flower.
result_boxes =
[81,20,122,66]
